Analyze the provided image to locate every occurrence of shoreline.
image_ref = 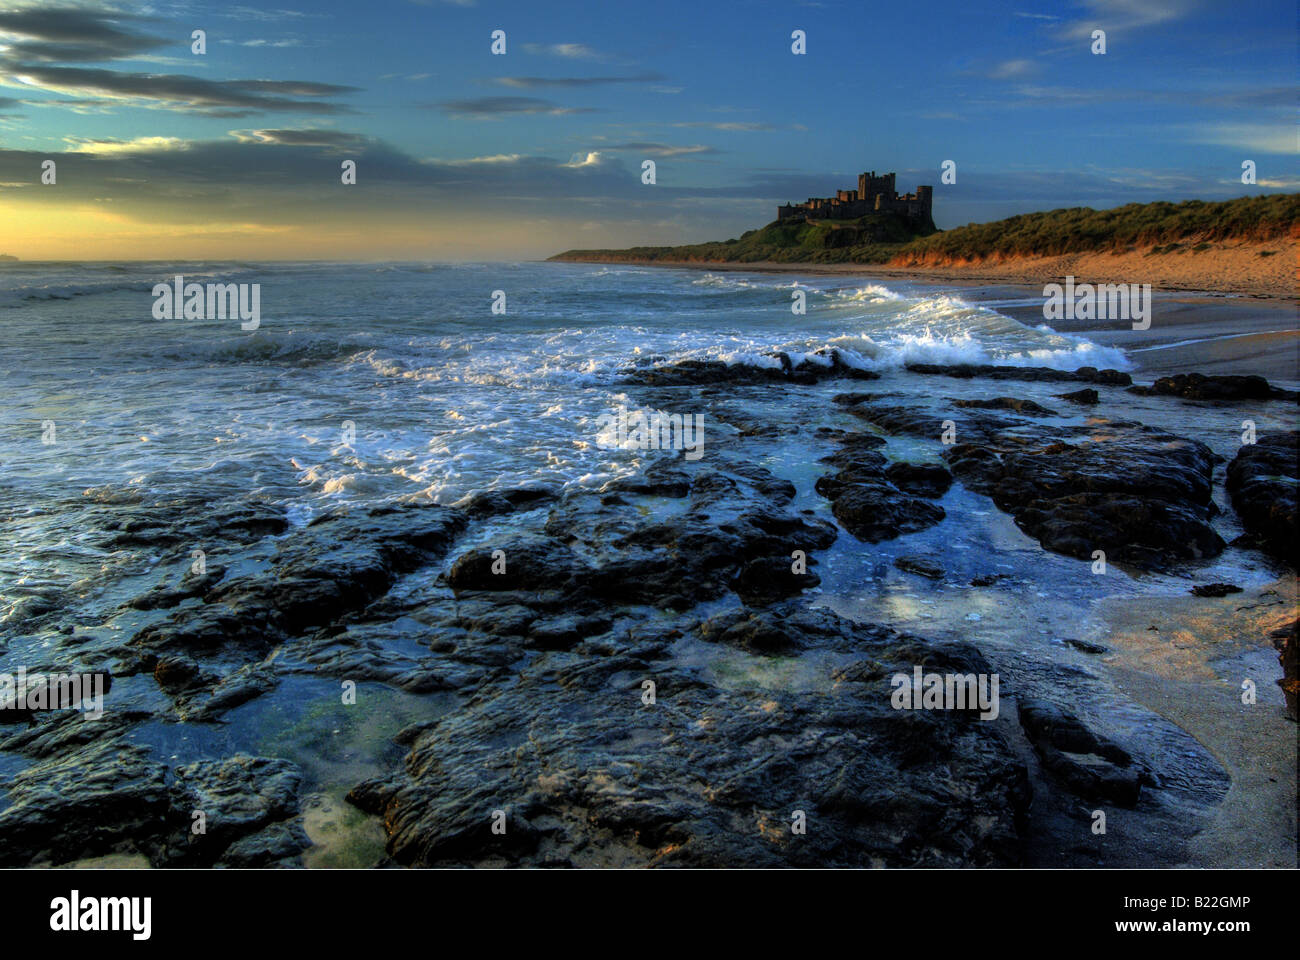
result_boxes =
[549,241,1298,301]
[548,256,1300,384]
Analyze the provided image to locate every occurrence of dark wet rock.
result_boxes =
[884,462,953,498]
[1226,432,1298,568]
[0,738,171,866]
[906,363,1131,386]
[952,397,1058,416]
[125,564,227,610]
[1057,388,1099,405]
[452,486,559,518]
[152,655,210,693]
[625,349,880,386]
[816,433,946,542]
[731,555,820,605]
[1064,638,1109,655]
[698,607,806,654]
[1015,493,1224,568]
[530,461,836,611]
[0,709,151,759]
[217,819,312,868]
[527,613,615,650]
[447,536,590,592]
[1128,372,1296,403]
[894,555,944,579]
[120,502,467,719]
[1018,700,1150,807]
[830,659,890,683]
[177,663,278,721]
[970,574,1009,587]
[348,604,1030,867]
[940,421,1222,568]
[158,503,463,645]
[845,402,1021,447]
[829,482,946,543]
[1189,583,1243,598]
[97,500,287,551]
[171,755,304,865]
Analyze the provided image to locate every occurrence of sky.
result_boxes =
[0,0,1295,260]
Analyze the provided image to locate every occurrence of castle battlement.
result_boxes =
[778,169,933,226]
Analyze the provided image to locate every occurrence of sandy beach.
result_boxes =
[552,239,1297,300]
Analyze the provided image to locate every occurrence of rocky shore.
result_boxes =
[0,355,1295,868]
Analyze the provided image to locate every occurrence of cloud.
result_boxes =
[1057,0,1201,40]
[428,153,524,165]
[223,38,304,48]
[0,4,357,116]
[601,142,718,158]
[63,135,189,155]
[495,72,662,89]
[219,7,328,22]
[433,96,594,116]
[1189,122,1296,156]
[522,42,611,61]
[672,121,774,132]
[563,151,605,168]
[229,128,373,149]
[0,5,168,62]
[987,59,1037,79]
[6,65,358,114]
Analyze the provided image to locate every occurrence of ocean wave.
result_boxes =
[158,333,370,366]
[0,279,156,308]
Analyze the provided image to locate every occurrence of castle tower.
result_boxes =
[915,184,933,216]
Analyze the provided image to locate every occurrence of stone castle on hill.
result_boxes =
[778,170,933,225]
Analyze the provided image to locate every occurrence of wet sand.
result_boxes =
[1098,578,1297,868]
[975,293,1299,384]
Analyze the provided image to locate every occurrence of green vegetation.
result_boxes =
[550,212,926,264]
[550,194,1299,265]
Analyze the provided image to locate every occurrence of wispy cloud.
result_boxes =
[0,5,167,63]
[1057,0,1201,40]
[672,121,774,132]
[433,96,595,116]
[495,72,662,89]
[62,135,189,156]
[522,42,612,61]
[601,141,718,158]
[229,128,372,150]
[1189,122,1296,156]
[6,65,358,113]
[219,7,329,22]
[987,58,1038,79]
[0,4,357,116]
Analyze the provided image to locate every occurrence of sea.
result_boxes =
[1,259,1292,865]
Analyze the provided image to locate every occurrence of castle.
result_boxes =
[778,170,933,225]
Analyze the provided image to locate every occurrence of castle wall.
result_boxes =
[780,169,932,223]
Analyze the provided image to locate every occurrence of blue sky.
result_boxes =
[0,0,1295,259]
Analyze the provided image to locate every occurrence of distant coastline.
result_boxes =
[0,254,18,261]
[551,195,1299,298]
